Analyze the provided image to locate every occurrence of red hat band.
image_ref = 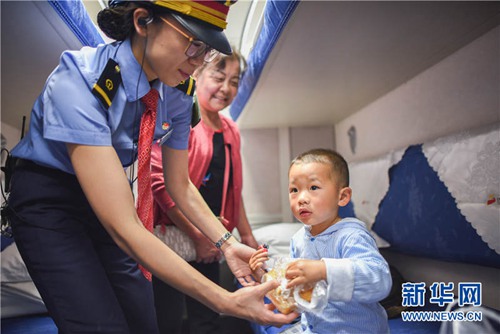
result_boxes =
[153,0,236,29]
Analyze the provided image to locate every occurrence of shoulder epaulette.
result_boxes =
[92,59,122,109]
[175,76,196,96]
[191,94,201,128]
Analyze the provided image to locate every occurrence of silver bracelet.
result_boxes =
[215,232,232,249]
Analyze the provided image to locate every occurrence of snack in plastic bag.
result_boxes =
[262,257,328,315]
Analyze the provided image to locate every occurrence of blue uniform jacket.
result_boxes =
[11,38,192,174]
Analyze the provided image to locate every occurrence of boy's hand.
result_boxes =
[249,245,269,282]
[285,259,326,288]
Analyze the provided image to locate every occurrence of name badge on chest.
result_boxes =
[157,122,174,146]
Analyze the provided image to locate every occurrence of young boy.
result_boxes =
[250,148,392,333]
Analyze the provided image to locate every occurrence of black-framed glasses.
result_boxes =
[159,17,219,63]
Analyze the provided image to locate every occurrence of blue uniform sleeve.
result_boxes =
[159,86,192,150]
[43,51,112,146]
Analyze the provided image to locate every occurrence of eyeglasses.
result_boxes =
[159,17,219,63]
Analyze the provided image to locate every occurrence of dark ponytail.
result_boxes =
[97,1,154,41]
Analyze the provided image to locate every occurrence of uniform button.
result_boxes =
[310,237,315,241]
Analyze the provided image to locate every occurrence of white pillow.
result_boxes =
[1,242,47,318]
[1,281,47,318]
[251,222,302,258]
[1,242,32,283]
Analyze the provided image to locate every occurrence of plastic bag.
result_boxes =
[262,257,328,315]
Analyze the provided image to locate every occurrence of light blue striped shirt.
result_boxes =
[290,217,392,334]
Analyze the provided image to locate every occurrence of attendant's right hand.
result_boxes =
[223,280,299,326]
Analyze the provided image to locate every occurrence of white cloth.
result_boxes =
[251,222,302,258]
[349,149,405,248]
[1,243,31,282]
[1,243,47,318]
[422,123,500,254]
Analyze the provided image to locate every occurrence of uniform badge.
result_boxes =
[92,59,122,109]
[191,94,201,128]
[175,76,196,96]
[157,123,174,146]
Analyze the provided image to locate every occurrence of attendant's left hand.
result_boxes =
[222,241,258,286]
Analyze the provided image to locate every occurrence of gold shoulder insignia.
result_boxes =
[175,77,196,96]
[191,94,201,128]
[92,59,122,109]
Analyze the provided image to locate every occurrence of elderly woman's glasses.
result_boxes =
[159,17,219,63]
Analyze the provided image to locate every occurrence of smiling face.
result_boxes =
[132,11,205,86]
[288,161,351,235]
[195,57,241,114]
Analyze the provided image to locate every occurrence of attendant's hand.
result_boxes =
[222,240,258,286]
[226,280,299,325]
[285,259,326,289]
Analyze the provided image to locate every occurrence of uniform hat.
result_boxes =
[110,0,236,55]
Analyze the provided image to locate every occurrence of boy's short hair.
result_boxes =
[290,148,349,187]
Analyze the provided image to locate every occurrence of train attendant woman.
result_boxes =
[6,1,297,333]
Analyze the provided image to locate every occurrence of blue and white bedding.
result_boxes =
[422,123,500,255]
[371,123,500,268]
